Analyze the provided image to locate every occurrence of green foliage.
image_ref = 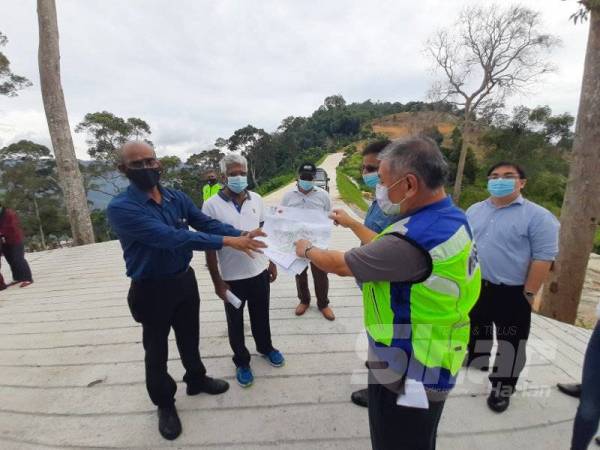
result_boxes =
[0,31,32,97]
[336,169,368,212]
[254,173,296,196]
[0,140,70,248]
[442,127,478,186]
[594,228,600,255]
[75,111,152,163]
[90,209,116,243]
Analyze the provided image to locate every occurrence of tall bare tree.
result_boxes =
[540,1,600,324]
[426,5,558,201]
[37,0,94,245]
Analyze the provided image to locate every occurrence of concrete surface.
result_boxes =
[0,153,594,449]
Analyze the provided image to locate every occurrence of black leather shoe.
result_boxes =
[187,376,230,396]
[487,390,510,413]
[557,383,582,399]
[157,405,182,440]
[351,388,369,408]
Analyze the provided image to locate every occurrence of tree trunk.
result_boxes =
[452,108,471,203]
[539,9,600,324]
[37,0,94,245]
[32,196,47,250]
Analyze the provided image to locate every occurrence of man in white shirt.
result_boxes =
[202,154,284,388]
[281,162,335,321]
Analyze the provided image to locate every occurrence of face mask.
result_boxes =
[487,178,516,198]
[375,177,407,216]
[126,168,160,191]
[207,179,217,186]
[227,175,248,194]
[298,179,314,191]
[362,172,380,189]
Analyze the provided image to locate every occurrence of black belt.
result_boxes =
[482,279,523,289]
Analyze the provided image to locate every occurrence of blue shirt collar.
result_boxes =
[485,194,524,208]
[127,183,173,204]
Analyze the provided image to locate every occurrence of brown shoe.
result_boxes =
[320,306,335,321]
[295,303,309,316]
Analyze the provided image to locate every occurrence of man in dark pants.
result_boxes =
[466,162,559,413]
[203,153,284,388]
[107,142,267,441]
[329,139,400,408]
[0,205,33,289]
[295,138,480,449]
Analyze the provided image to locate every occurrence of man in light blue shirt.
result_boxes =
[466,161,559,414]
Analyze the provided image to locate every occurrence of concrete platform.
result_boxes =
[0,153,593,449]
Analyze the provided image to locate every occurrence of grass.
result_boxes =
[336,169,369,212]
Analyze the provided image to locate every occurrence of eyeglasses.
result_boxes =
[362,164,378,173]
[488,173,520,180]
[127,157,159,169]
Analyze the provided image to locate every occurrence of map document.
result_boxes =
[259,205,333,275]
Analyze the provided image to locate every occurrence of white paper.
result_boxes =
[258,206,333,275]
[225,290,242,309]
[396,378,430,409]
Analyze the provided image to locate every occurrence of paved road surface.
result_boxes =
[0,152,593,449]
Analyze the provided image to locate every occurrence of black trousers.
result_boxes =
[467,280,532,393]
[127,268,206,407]
[225,270,275,368]
[368,376,446,450]
[2,243,33,282]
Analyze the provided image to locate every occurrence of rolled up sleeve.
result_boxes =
[529,211,560,261]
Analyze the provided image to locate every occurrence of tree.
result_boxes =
[426,4,559,201]
[75,111,152,163]
[0,140,68,249]
[539,1,600,324]
[75,111,152,197]
[0,31,32,96]
[37,0,94,245]
[226,125,275,187]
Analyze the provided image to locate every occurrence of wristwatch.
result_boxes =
[304,244,314,258]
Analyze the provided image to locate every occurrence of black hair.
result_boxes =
[362,139,391,156]
[486,161,527,179]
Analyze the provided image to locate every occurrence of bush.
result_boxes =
[594,228,600,255]
[254,173,296,196]
[336,169,368,212]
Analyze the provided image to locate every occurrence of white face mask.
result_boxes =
[375,177,407,216]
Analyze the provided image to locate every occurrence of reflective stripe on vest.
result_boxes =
[362,217,481,378]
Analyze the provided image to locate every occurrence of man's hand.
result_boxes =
[247,228,267,239]
[223,235,267,258]
[295,239,312,258]
[268,261,278,283]
[329,209,357,228]
[215,280,229,303]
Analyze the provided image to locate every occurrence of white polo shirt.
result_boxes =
[281,185,331,212]
[202,190,269,281]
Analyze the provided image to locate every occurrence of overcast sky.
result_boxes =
[0,0,590,160]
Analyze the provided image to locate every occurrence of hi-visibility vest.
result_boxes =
[362,197,481,391]
[203,183,221,201]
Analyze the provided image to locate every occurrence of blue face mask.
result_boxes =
[487,178,516,198]
[298,179,314,191]
[227,175,248,194]
[362,172,380,189]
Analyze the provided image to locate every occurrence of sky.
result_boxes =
[0,0,590,160]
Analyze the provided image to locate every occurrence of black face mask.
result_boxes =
[126,168,161,191]
[207,179,217,186]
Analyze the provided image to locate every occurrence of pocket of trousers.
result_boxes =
[127,282,146,323]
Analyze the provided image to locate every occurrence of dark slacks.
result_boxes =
[225,270,275,368]
[295,262,329,309]
[127,268,206,407]
[571,322,600,450]
[467,281,532,393]
[2,243,33,282]
[368,375,446,450]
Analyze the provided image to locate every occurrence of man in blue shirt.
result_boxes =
[328,139,401,408]
[107,142,267,441]
[466,161,559,413]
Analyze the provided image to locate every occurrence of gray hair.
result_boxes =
[219,153,248,173]
[379,137,448,190]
